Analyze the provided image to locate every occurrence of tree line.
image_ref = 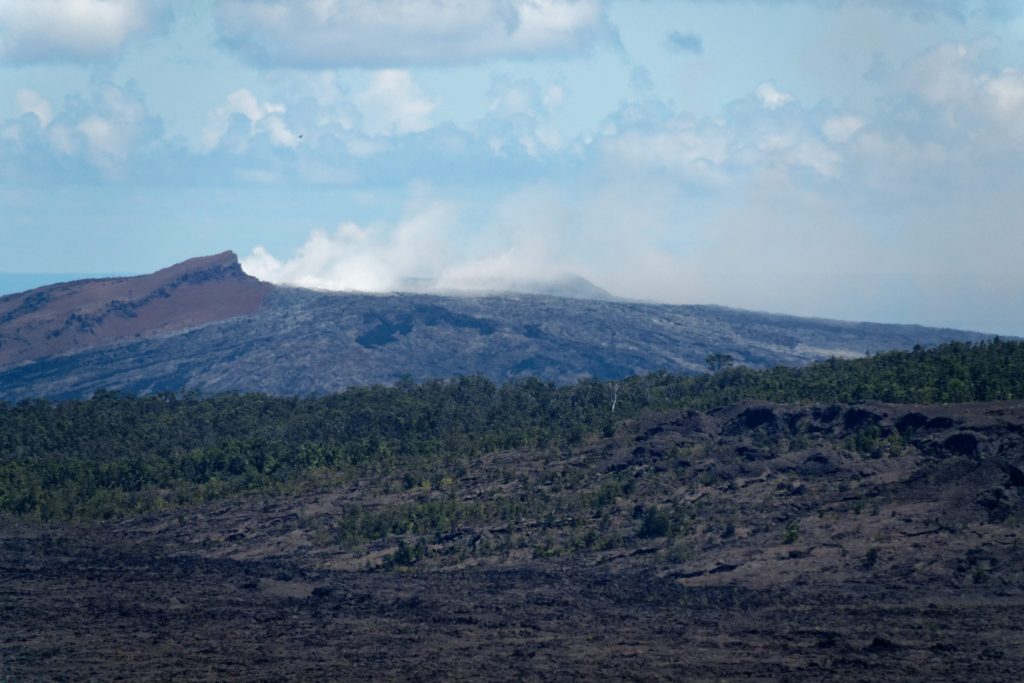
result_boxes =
[1,338,1021,520]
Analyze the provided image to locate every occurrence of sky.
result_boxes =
[1,0,1023,335]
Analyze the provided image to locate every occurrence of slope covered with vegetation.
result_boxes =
[3,340,1023,680]
[1,339,1022,521]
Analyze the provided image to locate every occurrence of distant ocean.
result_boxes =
[0,273,127,296]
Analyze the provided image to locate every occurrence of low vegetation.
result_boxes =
[1,338,1021,523]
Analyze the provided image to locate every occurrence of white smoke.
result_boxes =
[240,196,580,295]
[239,173,1024,336]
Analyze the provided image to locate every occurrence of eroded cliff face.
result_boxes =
[0,251,272,367]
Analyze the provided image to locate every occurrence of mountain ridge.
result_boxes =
[0,251,271,369]
[0,252,998,401]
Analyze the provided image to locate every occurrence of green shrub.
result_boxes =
[638,507,671,539]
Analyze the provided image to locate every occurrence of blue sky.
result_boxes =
[1,0,1023,335]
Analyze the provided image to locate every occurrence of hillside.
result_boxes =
[3,343,1023,679]
[2,395,1022,678]
[0,253,995,401]
[0,251,271,368]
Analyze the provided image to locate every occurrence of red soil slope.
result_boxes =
[0,252,272,367]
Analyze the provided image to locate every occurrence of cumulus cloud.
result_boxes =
[755,82,794,110]
[202,89,299,151]
[900,41,977,105]
[598,81,849,184]
[478,76,568,156]
[595,39,1024,195]
[0,0,171,63]
[886,41,1024,147]
[822,115,865,143]
[984,69,1024,139]
[985,69,1024,115]
[80,85,157,164]
[215,0,613,67]
[665,30,702,54]
[1,81,162,174]
[599,121,731,186]
[683,1,1021,22]
[861,0,1020,20]
[15,89,54,128]
[356,70,437,136]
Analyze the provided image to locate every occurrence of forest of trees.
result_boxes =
[1,338,1021,521]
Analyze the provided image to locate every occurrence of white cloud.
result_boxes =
[982,69,1024,140]
[755,82,794,110]
[46,123,77,155]
[299,72,360,130]
[600,123,731,186]
[599,81,849,183]
[693,1,1021,21]
[75,85,153,167]
[892,41,1024,146]
[15,89,54,128]
[822,115,865,143]
[202,89,299,150]
[228,89,283,121]
[543,85,566,111]
[478,76,570,156]
[77,117,118,157]
[0,0,171,63]
[216,0,612,67]
[773,139,843,178]
[902,42,977,105]
[985,69,1024,117]
[886,0,1019,19]
[356,70,437,136]
[5,82,161,170]
[598,41,1024,191]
